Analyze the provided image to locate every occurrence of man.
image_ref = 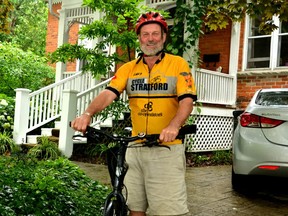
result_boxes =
[71,11,197,216]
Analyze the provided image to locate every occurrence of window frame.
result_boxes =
[243,15,288,71]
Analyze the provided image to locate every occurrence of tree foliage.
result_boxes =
[0,42,55,97]
[205,0,288,32]
[167,0,208,67]
[50,0,152,77]
[0,0,48,56]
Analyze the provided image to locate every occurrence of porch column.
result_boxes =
[58,89,78,157]
[229,22,241,107]
[13,88,31,144]
[55,8,68,82]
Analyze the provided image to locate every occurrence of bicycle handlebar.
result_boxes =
[82,124,196,144]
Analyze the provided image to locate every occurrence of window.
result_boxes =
[245,16,288,69]
[256,91,288,106]
[278,20,288,67]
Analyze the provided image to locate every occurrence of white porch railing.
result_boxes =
[76,79,112,118]
[65,6,95,25]
[148,0,175,6]
[13,71,98,144]
[195,69,235,106]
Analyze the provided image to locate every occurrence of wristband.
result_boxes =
[83,112,93,117]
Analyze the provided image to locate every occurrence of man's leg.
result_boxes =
[125,148,148,213]
[144,145,188,216]
[130,211,146,216]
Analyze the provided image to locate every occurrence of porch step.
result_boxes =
[41,128,53,136]
[20,143,37,154]
[99,116,113,127]
[26,135,42,144]
[26,135,60,144]
[26,127,59,144]
[52,128,60,137]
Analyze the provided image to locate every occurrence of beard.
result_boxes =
[140,43,164,56]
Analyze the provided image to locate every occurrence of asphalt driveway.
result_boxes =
[73,162,288,216]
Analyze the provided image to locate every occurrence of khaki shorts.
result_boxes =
[124,144,188,216]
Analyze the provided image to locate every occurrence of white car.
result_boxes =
[232,88,288,190]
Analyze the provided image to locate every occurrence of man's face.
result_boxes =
[138,23,166,56]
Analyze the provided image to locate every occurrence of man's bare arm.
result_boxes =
[71,89,117,132]
[159,97,193,142]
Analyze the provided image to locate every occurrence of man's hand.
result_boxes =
[159,125,179,143]
[70,113,91,133]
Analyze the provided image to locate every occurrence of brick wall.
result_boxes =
[198,22,231,74]
[237,74,288,109]
[46,3,78,71]
[46,3,60,66]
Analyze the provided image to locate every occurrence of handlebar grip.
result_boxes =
[178,124,196,135]
[177,124,197,139]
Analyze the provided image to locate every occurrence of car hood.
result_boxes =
[247,106,288,146]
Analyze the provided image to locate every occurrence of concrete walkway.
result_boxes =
[73,162,288,216]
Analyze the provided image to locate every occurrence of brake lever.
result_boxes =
[142,139,170,150]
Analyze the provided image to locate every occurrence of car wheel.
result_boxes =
[231,168,249,192]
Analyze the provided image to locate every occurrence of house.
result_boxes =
[13,0,288,157]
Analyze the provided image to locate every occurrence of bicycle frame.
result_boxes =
[85,127,145,216]
[103,141,129,216]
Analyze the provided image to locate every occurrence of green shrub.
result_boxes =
[0,156,109,215]
[186,150,232,167]
[211,150,232,165]
[0,131,19,155]
[27,136,62,160]
[0,96,15,134]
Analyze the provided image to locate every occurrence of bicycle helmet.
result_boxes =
[135,11,168,35]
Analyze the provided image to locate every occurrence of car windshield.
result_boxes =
[256,91,288,106]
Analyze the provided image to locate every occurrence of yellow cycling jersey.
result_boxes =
[106,52,197,144]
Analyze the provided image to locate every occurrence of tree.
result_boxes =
[0,0,48,56]
[0,42,55,97]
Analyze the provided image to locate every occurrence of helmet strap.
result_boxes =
[136,49,164,64]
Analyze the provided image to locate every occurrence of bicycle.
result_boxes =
[73,124,196,216]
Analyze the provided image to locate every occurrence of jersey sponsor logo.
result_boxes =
[180,72,193,88]
[131,78,168,91]
[144,101,153,111]
[138,112,163,117]
[138,101,163,117]
[133,72,143,76]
